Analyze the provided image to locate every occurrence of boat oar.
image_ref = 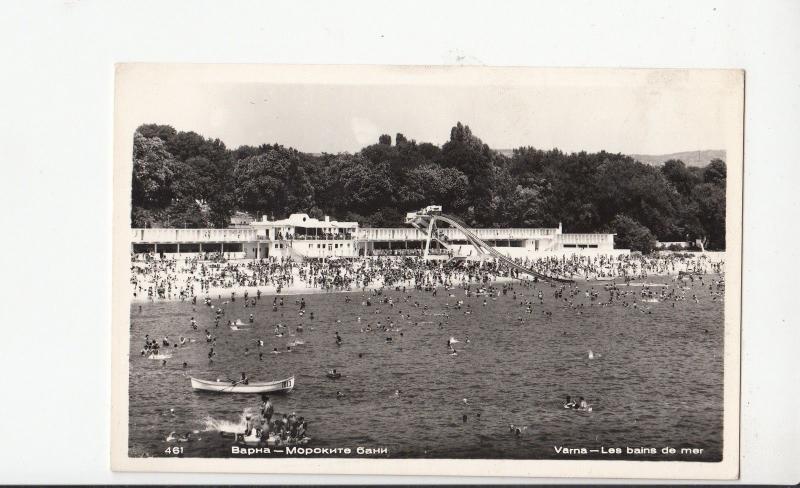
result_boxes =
[216,377,241,392]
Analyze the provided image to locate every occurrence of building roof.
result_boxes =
[251,213,359,229]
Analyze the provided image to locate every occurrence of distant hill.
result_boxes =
[629,150,725,167]
[496,148,725,167]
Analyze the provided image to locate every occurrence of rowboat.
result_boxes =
[190,376,295,394]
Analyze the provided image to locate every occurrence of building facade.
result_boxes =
[131,213,620,259]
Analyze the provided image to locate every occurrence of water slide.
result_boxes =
[412,213,575,284]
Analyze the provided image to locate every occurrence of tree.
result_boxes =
[704,158,727,186]
[163,198,209,228]
[692,183,726,250]
[510,147,547,178]
[317,153,395,220]
[131,132,177,210]
[417,142,441,161]
[608,215,657,253]
[591,157,682,239]
[399,164,469,212]
[395,133,408,145]
[233,150,296,217]
[440,122,498,225]
[136,124,177,143]
[378,134,392,145]
[661,159,700,196]
[496,184,550,228]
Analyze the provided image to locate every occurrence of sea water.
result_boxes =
[128,276,723,460]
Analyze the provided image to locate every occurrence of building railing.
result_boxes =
[275,232,354,241]
[555,233,613,244]
[356,227,558,241]
[130,227,607,245]
[131,228,256,243]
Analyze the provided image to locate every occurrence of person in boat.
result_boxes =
[236,372,249,386]
[578,397,589,410]
[564,395,576,409]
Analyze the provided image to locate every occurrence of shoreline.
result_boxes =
[127,270,722,304]
[129,276,522,304]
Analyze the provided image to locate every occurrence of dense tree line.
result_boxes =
[131,122,727,251]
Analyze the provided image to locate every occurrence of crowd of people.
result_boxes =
[129,252,725,302]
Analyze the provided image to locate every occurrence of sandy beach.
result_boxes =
[128,252,725,303]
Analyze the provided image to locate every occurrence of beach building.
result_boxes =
[131,213,620,259]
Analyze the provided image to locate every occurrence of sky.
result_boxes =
[117,66,742,155]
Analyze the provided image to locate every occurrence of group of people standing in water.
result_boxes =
[241,394,309,446]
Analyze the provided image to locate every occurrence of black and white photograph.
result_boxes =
[111,65,743,477]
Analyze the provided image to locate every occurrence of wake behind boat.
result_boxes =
[190,376,295,394]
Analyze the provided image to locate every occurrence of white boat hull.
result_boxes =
[190,376,294,394]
